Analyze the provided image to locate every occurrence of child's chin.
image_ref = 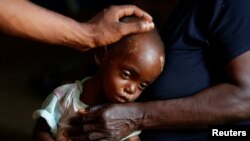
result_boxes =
[110,95,127,103]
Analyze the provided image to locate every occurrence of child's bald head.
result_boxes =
[107,17,165,70]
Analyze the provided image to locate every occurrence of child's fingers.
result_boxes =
[78,108,87,115]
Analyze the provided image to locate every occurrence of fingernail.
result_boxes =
[141,22,147,30]
[148,22,155,29]
[141,22,155,31]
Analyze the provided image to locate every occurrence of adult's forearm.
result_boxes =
[0,0,94,50]
[0,1,155,51]
[137,83,250,130]
[138,51,250,130]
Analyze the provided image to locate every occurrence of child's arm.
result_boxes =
[125,135,141,141]
[33,118,54,141]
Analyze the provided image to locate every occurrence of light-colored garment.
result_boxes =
[33,77,140,140]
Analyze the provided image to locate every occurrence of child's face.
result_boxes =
[99,36,164,103]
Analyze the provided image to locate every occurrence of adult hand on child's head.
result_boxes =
[86,5,155,48]
[67,103,143,141]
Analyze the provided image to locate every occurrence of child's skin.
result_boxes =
[33,26,165,141]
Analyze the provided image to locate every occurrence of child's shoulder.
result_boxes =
[52,82,79,99]
[52,77,91,99]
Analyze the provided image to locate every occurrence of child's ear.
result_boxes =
[94,47,107,66]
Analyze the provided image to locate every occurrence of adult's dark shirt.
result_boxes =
[138,0,250,140]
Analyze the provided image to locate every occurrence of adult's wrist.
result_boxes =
[125,102,151,131]
[59,21,96,51]
[132,101,169,130]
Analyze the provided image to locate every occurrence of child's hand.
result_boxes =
[56,129,72,141]
[78,108,87,115]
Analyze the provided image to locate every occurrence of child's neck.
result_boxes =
[79,75,107,106]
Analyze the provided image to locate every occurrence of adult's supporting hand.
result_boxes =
[67,104,144,141]
[0,0,154,51]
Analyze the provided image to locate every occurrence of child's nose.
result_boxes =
[124,83,137,94]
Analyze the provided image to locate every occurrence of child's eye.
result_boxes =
[138,82,148,90]
[122,70,131,79]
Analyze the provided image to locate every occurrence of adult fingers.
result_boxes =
[70,135,89,141]
[99,139,110,141]
[67,126,83,137]
[69,132,105,141]
[88,132,105,141]
[69,115,82,126]
[82,124,100,133]
[70,105,105,126]
[67,124,100,137]
[85,104,104,113]
[119,21,155,35]
[115,5,153,21]
[80,105,103,123]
